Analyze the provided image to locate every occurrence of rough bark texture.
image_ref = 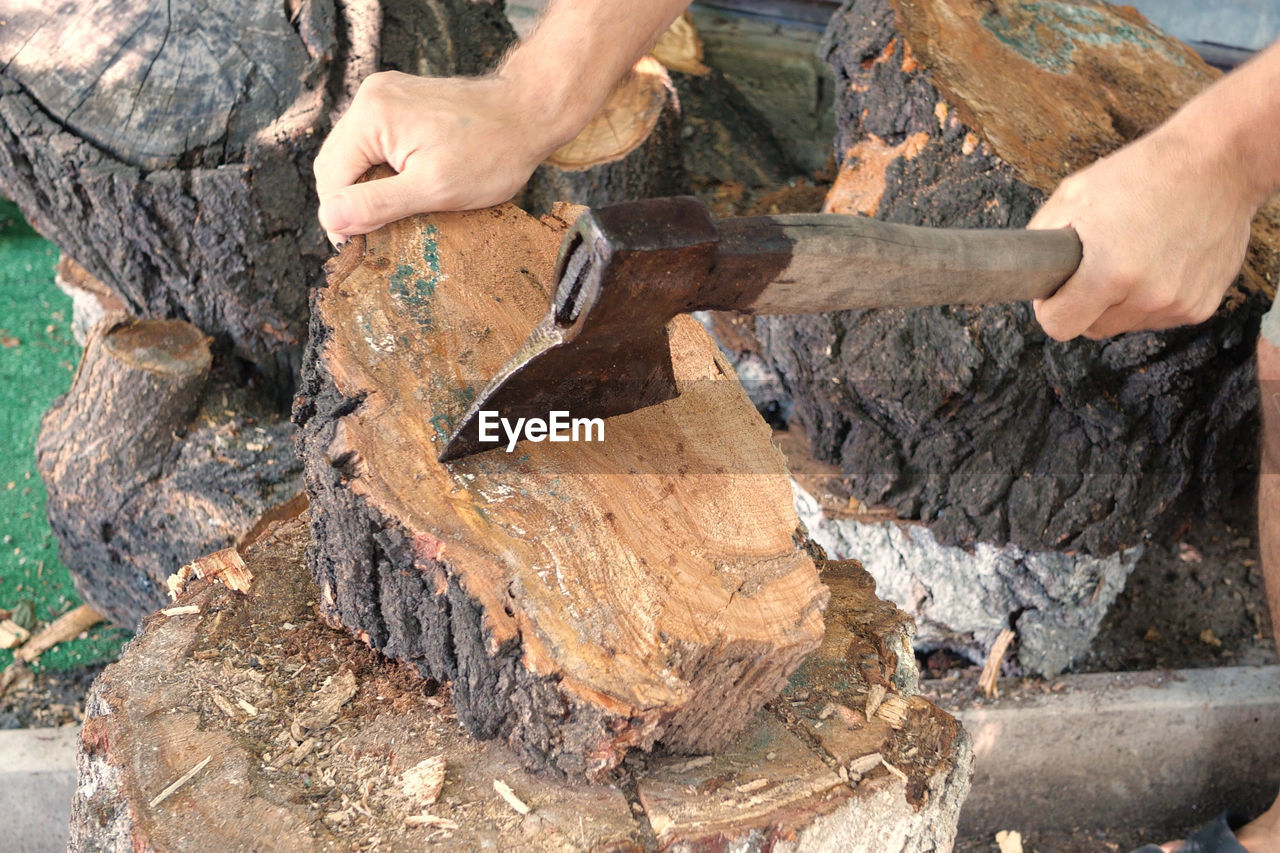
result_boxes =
[70,515,970,852]
[294,202,831,779]
[523,58,688,214]
[0,0,514,392]
[753,0,1279,557]
[36,315,301,628]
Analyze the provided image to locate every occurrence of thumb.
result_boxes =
[317,170,431,237]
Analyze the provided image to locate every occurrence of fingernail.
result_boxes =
[321,194,353,233]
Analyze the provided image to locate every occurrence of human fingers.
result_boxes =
[316,164,452,237]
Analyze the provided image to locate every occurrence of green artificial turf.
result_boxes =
[0,199,131,671]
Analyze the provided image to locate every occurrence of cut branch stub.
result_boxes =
[523,57,687,212]
[295,202,828,778]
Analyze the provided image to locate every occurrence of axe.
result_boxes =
[439,196,1080,461]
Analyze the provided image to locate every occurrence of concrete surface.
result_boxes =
[0,726,78,853]
[958,666,1280,838]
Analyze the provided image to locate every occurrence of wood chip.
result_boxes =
[864,683,886,717]
[160,605,201,617]
[978,628,1016,698]
[996,829,1024,853]
[493,779,531,816]
[847,752,883,779]
[835,703,865,728]
[187,547,254,593]
[149,755,212,808]
[0,619,30,649]
[405,814,459,830]
[734,778,770,794]
[666,755,713,774]
[880,757,909,784]
[236,699,258,716]
[875,695,912,730]
[15,605,102,664]
[297,667,357,730]
[289,738,317,766]
[210,692,239,719]
[402,755,446,805]
[166,563,195,600]
[817,701,836,720]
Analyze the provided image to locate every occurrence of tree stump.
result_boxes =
[71,514,972,851]
[37,314,302,628]
[523,57,688,213]
[0,0,515,391]
[294,202,832,778]
[712,0,1280,674]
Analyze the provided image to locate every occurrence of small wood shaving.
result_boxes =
[734,778,770,794]
[297,667,357,730]
[817,702,836,720]
[847,752,883,779]
[493,779,531,815]
[236,699,258,717]
[835,704,865,728]
[979,628,1016,698]
[405,814,459,830]
[880,757,909,784]
[0,619,30,649]
[160,605,201,617]
[666,755,713,773]
[401,755,446,805]
[166,564,196,600]
[289,738,317,766]
[210,692,239,719]
[864,683,887,718]
[149,755,212,808]
[996,829,1024,853]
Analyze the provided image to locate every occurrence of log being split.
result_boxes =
[751,0,1280,557]
[522,57,688,213]
[71,515,971,851]
[295,202,829,778]
[37,314,301,627]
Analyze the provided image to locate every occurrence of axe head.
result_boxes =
[438,197,719,461]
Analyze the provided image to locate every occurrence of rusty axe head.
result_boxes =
[438,197,719,461]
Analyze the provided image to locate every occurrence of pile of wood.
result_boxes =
[707,0,1280,674]
[0,0,517,627]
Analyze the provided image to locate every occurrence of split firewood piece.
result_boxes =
[14,604,103,664]
[295,202,828,778]
[70,518,970,851]
[523,56,687,212]
[37,314,300,627]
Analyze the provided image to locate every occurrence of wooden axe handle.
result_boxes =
[701,215,1082,314]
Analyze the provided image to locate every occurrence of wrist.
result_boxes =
[1155,101,1271,213]
[497,44,608,160]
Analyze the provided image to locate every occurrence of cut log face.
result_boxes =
[0,0,516,390]
[750,0,1279,556]
[71,516,971,852]
[37,314,302,627]
[295,203,828,777]
[523,57,687,212]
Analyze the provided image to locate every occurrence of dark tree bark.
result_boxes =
[0,0,515,394]
[71,515,971,851]
[753,0,1280,556]
[37,315,302,627]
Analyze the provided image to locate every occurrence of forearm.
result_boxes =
[498,0,692,151]
[1162,40,1280,209]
